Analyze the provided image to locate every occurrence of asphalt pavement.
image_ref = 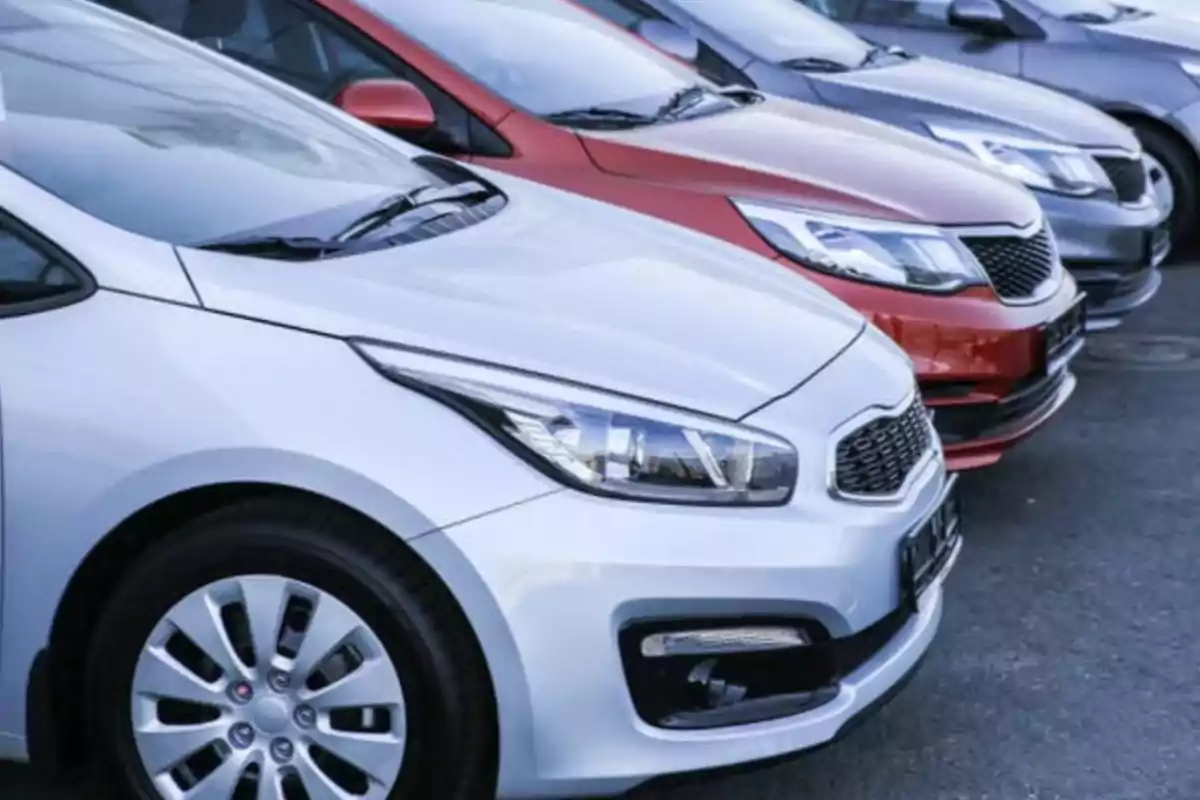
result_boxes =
[6,266,1200,800]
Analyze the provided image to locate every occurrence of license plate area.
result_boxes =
[899,476,962,612]
[1042,295,1086,374]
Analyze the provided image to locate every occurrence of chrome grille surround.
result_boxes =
[828,388,939,504]
[953,218,1064,307]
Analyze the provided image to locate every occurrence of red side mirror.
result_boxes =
[334,78,436,133]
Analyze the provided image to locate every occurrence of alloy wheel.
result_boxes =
[1145,151,1176,221]
[130,575,407,799]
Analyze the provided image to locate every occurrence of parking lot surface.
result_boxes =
[6,266,1200,800]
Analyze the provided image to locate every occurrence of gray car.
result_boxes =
[799,0,1200,252]
[581,0,1169,327]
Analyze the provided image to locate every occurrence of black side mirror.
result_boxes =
[635,19,701,63]
[947,0,1012,36]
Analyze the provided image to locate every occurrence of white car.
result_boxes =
[0,1,960,798]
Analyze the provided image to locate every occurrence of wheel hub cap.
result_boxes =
[130,575,407,800]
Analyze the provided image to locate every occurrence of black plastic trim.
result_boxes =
[0,211,97,319]
[637,653,929,792]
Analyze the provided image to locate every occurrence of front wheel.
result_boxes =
[1132,122,1197,254]
[84,499,496,800]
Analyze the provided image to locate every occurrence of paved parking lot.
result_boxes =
[6,266,1200,800]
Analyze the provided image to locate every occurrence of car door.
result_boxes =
[822,0,1024,74]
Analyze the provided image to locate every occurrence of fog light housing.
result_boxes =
[620,617,837,730]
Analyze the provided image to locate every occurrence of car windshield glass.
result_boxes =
[1028,0,1123,21]
[674,0,872,68]
[357,0,713,118]
[0,0,437,245]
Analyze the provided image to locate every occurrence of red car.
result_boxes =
[116,0,1086,470]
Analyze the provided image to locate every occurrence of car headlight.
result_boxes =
[352,342,799,506]
[731,199,987,293]
[928,124,1112,196]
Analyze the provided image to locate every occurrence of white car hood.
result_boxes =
[177,176,867,419]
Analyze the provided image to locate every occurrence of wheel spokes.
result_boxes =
[288,595,362,685]
[299,658,403,712]
[135,719,227,776]
[238,576,292,673]
[305,727,404,787]
[134,646,227,706]
[167,588,249,682]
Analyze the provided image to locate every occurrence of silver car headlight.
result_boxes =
[928,124,1112,196]
[731,199,987,293]
[353,342,799,506]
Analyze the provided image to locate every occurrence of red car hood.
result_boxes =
[578,96,1041,228]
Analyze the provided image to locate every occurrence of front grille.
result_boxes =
[961,227,1056,300]
[1095,155,1148,204]
[834,398,932,498]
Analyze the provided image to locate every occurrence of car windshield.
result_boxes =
[1028,0,1125,21]
[357,0,717,119]
[0,0,437,245]
[673,0,872,69]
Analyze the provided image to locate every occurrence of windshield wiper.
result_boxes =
[655,84,710,119]
[779,55,853,73]
[541,106,658,128]
[1061,11,1119,22]
[333,181,497,242]
[195,235,350,261]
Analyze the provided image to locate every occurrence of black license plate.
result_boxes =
[1042,296,1086,373]
[900,477,962,611]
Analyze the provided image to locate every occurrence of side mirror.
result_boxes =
[333,78,435,133]
[947,0,1011,36]
[635,19,701,63]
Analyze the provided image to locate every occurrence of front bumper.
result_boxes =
[431,468,954,798]
[797,259,1083,472]
[1038,190,1167,329]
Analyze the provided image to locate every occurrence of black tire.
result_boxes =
[83,498,497,800]
[1132,121,1198,253]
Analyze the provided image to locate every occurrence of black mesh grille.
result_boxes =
[835,398,932,497]
[961,227,1056,300]
[1095,156,1148,204]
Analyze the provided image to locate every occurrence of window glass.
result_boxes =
[107,0,505,154]
[0,226,83,308]
[675,0,871,67]
[355,0,703,117]
[798,0,864,23]
[1026,0,1122,21]
[0,0,436,245]
[575,0,754,86]
[855,0,954,28]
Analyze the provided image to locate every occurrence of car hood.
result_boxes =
[577,97,1041,227]
[809,55,1139,150]
[176,172,869,420]
[1086,12,1200,53]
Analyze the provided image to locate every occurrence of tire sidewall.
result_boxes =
[1135,125,1197,248]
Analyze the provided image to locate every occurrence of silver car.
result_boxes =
[0,1,961,798]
